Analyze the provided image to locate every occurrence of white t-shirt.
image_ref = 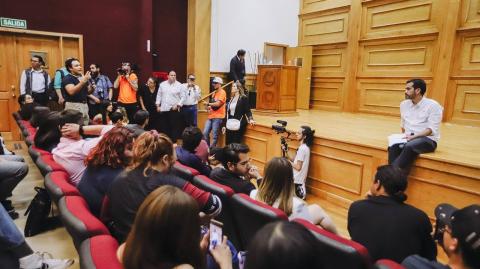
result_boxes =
[250,189,311,221]
[293,143,310,184]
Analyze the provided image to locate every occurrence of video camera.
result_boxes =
[272,120,289,134]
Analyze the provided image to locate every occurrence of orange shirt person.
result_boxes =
[113,62,139,123]
[202,77,226,147]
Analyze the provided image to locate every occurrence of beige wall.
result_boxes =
[300,0,480,126]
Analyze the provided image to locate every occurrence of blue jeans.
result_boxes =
[0,205,25,249]
[182,105,198,127]
[203,118,223,147]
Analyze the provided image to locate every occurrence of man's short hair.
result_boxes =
[406,78,426,95]
[133,110,149,126]
[237,49,246,57]
[65,58,79,71]
[181,127,203,153]
[221,143,249,168]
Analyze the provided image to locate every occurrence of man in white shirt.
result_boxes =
[388,79,443,173]
[156,70,184,142]
[19,55,51,106]
[180,74,201,127]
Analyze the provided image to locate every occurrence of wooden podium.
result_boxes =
[255,65,299,115]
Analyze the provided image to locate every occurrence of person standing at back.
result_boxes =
[19,55,50,106]
[348,165,437,263]
[114,62,139,123]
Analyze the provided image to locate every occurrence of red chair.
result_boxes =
[294,218,372,269]
[79,235,122,269]
[171,161,200,182]
[36,154,67,176]
[192,175,241,248]
[230,193,288,250]
[58,196,110,250]
[44,171,81,202]
[374,259,406,269]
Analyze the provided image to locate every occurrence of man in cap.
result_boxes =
[402,203,480,269]
[203,77,226,147]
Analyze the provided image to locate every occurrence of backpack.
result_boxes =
[47,69,65,102]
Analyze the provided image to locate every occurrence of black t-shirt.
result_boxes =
[137,85,158,113]
[61,74,88,103]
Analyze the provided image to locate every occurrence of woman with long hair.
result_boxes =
[119,185,232,269]
[107,131,221,243]
[289,125,315,199]
[252,157,337,234]
[77,127,134,216]
[223,82,254,145]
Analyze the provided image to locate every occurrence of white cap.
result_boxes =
[212,77,223,84]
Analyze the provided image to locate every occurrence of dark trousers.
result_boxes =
[388,137,437,172]
[181,105,198,127]
[118,102,139,123]
[158,110,184,142]
[31,92,48,107]
[226,124,247,145]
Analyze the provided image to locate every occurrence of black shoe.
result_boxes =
[8,209,19,220]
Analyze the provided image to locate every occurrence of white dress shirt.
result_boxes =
[400,97,443,142]
[155,80,183,112]
[19,68,50,94]
[181,83,201,106]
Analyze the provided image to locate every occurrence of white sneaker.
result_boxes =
[19,252,74,269]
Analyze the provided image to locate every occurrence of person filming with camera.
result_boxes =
[113,62,139,123]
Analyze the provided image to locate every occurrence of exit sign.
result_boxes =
[1,17,27,29]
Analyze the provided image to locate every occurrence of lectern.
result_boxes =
[255,65,298,113]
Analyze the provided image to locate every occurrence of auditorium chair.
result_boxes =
[374,259,406,269]
[191,175,241,248]
[35,154,67,176]
[44,171,81,203]
[230,193,288,250]
[79,235,122,269]
[294,218,372,269]
[171,161,200,182]
[28,145,51,162]
[58,196,110,249]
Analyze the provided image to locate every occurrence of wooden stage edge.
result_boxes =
[238,109,480,221]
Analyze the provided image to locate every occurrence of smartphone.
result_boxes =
[209,219,223,251]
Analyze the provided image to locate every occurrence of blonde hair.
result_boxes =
[257,157,294,215]
[129,131,174,175]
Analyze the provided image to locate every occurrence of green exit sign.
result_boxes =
[1,17,27,29]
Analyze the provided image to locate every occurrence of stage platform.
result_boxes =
[234,109,480,221]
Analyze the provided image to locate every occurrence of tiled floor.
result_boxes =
[7,141,80,269]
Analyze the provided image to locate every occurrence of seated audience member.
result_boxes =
[126,110,149,137]
[34,109,83,152]
[348,165,436,263]
[18,94,36,120]
[29,106,50,128]
[118,185,233,269]
[176,127,212,176]
[210,143,261,195]
[107,131,222,243]
[77,127,134,216]
[245,221,323,269]
[402,204,480,269]
[0,155,28,219]
[52,122,113,185]
[0,205,74,269]
[251,157,337,234]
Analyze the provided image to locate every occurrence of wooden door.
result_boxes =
[0,27,83,141]
[286,46,312,109]
[0,32,20,140]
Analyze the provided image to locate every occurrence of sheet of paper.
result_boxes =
[388,133,407,147]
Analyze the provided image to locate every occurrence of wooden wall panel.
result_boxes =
[361,0,440,39]
[358,36,437,77]
[451,80,480,125]
[310,79,344,110]
[300,11,349,45]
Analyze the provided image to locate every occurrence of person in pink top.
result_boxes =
[52,124,113,185]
